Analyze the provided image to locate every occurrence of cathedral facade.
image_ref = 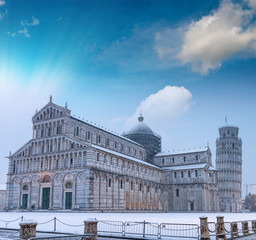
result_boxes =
[5,98,219,212]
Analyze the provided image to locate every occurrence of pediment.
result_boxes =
[32,101,71,123]
[11,135,90,159]
[11,139,33,158]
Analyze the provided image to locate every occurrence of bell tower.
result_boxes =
[216,124,242,212]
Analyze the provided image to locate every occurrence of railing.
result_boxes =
[98,220,200,239]
[2,215,256,240]
[160,223,199,239]
[29,234,95,240]
[208,220,256,239]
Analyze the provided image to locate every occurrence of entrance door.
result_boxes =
[42,187,50,209]
[22,194,28,209]
[65,192,72,209]
[190,202,194,211]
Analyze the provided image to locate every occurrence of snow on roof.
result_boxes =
[0,184,6,190]
[155,147,208,157]
[71,116,144,148]
[91,144,160,170]
[163,163,207,171]
[208,166,216,171]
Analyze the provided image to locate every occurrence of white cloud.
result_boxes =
[120,86,193,131]
[0,0,5,6]
[244,0,256,9]
[21,16,40,26]
[9,16,39,38]
[18,28,30,38]
[155,0,256,75]
[0,9,7,20]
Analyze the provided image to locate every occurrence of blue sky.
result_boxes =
[1,0,256,196]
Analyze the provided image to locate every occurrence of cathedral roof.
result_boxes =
[163,163,207,171]
[92,144,161,170]
[155,147,209,157]
[124,114,154,135]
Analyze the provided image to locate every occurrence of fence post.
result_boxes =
[84,218,98,240]
[19,219,37,240]
[199,216,210,240]
[158,223,161,239]
[252,220,256,233]
[143,220,146,238]
[242,221,249,235]
[216,216,226,239]
[231,222,238,238]
[54,217,56,232]
[122,222,125,236]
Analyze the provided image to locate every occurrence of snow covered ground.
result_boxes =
[0,211,256,234]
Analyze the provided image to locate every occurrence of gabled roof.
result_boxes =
[91,144,161,170]
[11,139,33,158]
[163,163,207,171]
[32,101,71,123]
[155,147,209,157]
[11,134,90,158]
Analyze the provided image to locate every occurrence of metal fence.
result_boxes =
[98,220,200,239]
[29,234,95,240]
[160,223,199,239]
[3,215,256,240]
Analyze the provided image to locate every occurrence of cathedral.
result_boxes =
[5,97,224,212]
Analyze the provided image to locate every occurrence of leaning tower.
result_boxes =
[216,125,242,212]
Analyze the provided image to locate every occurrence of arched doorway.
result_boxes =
[41,175,51,210]
[64,181,73,209]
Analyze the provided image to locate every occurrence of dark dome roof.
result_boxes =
[126,114,154,135]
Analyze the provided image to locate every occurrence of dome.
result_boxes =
[126,114,154,135]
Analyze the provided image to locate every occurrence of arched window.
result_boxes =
[57,125,62,135]
[76,127,79,136]
[13,161,16,173]
[131,182,133,190]
[42,176,51,183]
[41,128,44,138]
[120,180,123,189]
[97,153,100,161]
[176,189,179,197]
[140,184,142,191]
[65,182,72,189]
[108,178,111,187]
[48,127,52,136]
